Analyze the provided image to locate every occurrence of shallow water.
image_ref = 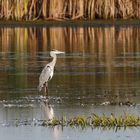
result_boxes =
[0,26,140,139]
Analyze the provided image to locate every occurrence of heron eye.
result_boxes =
[51,49,57,51]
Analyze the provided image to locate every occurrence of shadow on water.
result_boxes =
[0,25,140,139]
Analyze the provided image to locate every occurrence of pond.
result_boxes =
[0,24,140,140]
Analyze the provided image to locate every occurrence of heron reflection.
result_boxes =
[40,99,54,121]
[38,50,65,96]
[40,99,61,138]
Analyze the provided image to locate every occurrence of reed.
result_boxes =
[0,0,140,20]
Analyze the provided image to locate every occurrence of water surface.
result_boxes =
[0,26,140,139]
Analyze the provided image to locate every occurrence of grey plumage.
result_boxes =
[38,50,65,93]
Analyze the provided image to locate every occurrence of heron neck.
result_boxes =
[51,54,57,67]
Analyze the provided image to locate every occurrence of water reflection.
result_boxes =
[0,27,140,109]
[40,98,61,139]
[40,99,54,120]
[0,27,140,54]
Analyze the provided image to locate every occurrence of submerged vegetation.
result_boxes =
[41,113,140,128]
[0,0,140,21]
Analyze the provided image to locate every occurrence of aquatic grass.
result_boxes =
[41,113,140,128]
[69,116,86,128]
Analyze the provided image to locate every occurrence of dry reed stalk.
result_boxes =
[72,1,77,19]
[42,0,47,18]
[94,0,115,19]
[117,0,133,19]
[48,0,64,19]
[90,0,95,19]
[103,0,115,19]
[87,0,95,19]
[133,0,140,18]
[0,0,140,20]
[68,0,72,18]
[95,0,103,18]
[75,0,84,19]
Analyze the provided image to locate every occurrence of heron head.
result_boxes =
[50,50,65,56]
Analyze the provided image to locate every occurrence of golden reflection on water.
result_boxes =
[0,27,140,103]
[0,27,140,54]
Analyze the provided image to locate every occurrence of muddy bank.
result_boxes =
[0,20,140,28]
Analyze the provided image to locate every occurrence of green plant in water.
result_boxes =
[42,113,140,129]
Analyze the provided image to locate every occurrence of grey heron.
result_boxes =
[38,50,65,96]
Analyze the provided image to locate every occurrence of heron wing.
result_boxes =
[38,65,52,91]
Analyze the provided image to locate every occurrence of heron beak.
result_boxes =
[60,51,65,54]
[56,51,65,54]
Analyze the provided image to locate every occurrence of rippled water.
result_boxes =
[0,25,140,140]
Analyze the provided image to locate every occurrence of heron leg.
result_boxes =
[44,83,48,97]
[45,86,48,97]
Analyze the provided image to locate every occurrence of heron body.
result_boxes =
[38,50,65,95]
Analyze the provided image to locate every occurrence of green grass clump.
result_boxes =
[69,116,86,128]
[42,113,140,128]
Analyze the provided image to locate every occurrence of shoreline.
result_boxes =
[0,20,140,28]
